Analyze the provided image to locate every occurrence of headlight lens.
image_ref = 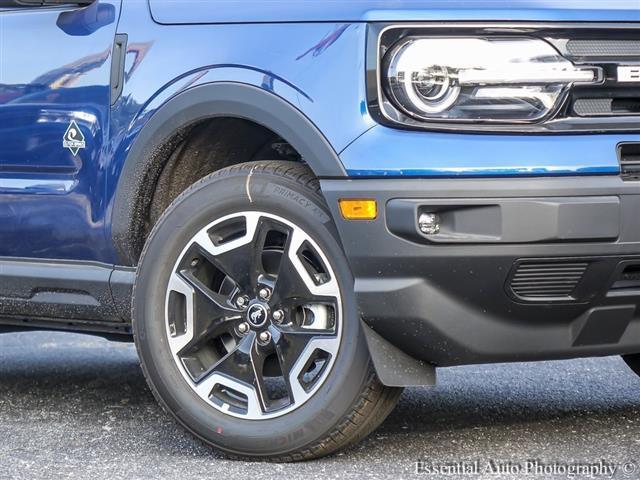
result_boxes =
[385,37,600,123]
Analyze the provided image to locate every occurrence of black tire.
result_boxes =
[133,161,403,461]
[623,355,640,377]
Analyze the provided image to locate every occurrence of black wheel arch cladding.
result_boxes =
[111,82,347,266]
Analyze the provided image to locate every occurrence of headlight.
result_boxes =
[384,37,601,123]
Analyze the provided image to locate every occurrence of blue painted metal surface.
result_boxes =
[340,127,639,177]
[0,1,121,261]
[0,0,638,263]
[149,0,640,24]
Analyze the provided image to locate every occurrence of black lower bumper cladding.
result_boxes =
[321,175,640,366]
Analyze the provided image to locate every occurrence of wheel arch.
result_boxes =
[111,82,347,266]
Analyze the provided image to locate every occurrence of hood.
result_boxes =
[149,0,640,25]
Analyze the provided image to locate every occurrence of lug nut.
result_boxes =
[190,258,199,267]
[236,296,249,308]
[258,288,271,300]
[258,331,271,343]
[272,309,284,323]
[238,322,249,334]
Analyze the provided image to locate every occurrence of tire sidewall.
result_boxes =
[134,166,370,457]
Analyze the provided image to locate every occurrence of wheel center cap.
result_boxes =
[247,302,269,328]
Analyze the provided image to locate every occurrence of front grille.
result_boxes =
[574,97,640,117]
[619,143,640,181]
[566,39,640,58]
[547,32,640,128]
[573,98,612,116]
[509,261,589,300]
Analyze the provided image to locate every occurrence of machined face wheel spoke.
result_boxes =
[273,327,335,403]
[166,211,342,420]
[196,334,269,414]
[180,269,240,316]
[166,272,240,354]
[271,228,340,307]
[192,215,279,295]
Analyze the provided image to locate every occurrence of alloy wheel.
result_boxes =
[164,211,342,420]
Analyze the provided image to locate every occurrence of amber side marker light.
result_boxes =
[338,199,377,220]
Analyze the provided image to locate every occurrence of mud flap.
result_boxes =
[361,320,436,387]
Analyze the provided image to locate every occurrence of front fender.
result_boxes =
[110,81,346,265]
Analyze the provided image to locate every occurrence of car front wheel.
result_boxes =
[133,161,402,460]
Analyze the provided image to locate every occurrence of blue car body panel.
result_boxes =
[340,128,638,177]
[0,1,121,262]
[0,0,638,263]
[148,0,640,23]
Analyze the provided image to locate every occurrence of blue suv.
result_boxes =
[2,0,640,460]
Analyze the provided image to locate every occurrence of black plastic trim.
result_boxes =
[112,82,346,265]
[618,142,640,181]
[109,265,135,322]
[362,320,436,387]
[321,175,640,366]
[0,317,132,340]
[110,33,127,106]
[386,196,620,245]
[0,258,134,331]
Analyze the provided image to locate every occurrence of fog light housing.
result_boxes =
[418,213,440,235]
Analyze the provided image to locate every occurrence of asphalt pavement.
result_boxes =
[1,331,640,480]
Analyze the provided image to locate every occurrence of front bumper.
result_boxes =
[321,175,640,366]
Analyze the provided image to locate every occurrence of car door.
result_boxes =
[0,0,121,262]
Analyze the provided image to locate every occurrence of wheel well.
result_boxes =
[133,117,304,260]
[112,82,346,266]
